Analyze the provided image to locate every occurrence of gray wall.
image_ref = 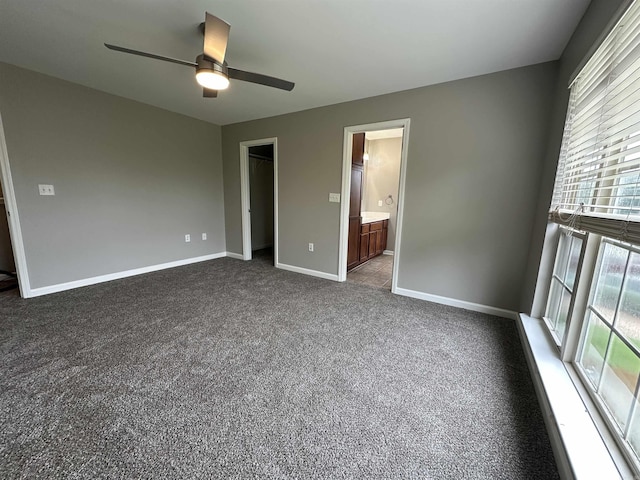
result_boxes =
[0,181,16,272]
[249,155,274,250]
[0,62,226,289]
[223,62,557,312]
[362,137,402,251]
[521,0,629,311]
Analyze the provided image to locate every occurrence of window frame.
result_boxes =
[533,224,640,477]
[531,1,640,476]
[572,237,640,473]
[542,227,587,347]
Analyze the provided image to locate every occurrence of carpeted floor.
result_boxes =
[0,255,558,479]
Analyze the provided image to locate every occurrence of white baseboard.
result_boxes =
[27,252,228,298]
[383,250,394,256]
[276,262,339,281]
[225,252,244,260]
[393,286,517,320]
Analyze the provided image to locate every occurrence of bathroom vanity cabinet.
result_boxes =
[359,219,388,263]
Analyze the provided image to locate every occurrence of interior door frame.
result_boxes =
[239,137,278,264]
[0,111,30,297]
[338,118,411,293]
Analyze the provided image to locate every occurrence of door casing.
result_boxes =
[0,111,30,297]
[338,119,410,293]
[239,137,278,263]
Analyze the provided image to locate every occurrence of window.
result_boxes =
[577,240,640,462]
[536,0,640,474]
[544,228,585,344]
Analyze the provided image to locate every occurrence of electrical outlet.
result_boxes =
[185,234,191,243]
[202,233,207,240]
[378,200,383,207]
[308,243,314,252]
[38,184,55,196]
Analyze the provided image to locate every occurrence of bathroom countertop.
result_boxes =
[361,211,390,224]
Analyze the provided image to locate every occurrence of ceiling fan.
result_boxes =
[105,12,295,98]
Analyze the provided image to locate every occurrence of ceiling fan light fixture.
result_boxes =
[195,54,229,90]
[196,70,229,90]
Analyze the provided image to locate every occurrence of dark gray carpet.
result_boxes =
[0,255,558,479]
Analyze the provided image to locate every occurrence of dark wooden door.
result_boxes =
[347,162,363,271]
[360,230,370,262]
[376,228,384,255]
[347,132,366,271]
[349,167,362,217]
[382,220,388,253]
[352,132,365,166]
[347,216,361,269]
[368,230,377,258]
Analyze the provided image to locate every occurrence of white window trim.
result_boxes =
[518,314,628,479]
[524,226,638,478]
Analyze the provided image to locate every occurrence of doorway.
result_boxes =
[0,112,28,297]
[338,119,410,292]
[239,138,278,266]
[0,190,18,292]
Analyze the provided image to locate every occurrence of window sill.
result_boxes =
[517,314,631,479]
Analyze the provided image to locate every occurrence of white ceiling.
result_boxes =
[0,0,590,126]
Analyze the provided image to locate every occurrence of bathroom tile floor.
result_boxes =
[347,254,393,290]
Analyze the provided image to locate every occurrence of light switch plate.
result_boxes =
[329,193,340,203]
[38,184,55,196]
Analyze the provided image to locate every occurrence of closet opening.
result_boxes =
[239,138,278,266]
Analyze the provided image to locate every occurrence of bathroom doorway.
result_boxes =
[338,119,410,292]
[239,138,278,266]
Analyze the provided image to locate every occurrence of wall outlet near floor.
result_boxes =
[38,184,55,196]
[202,233,207,240]
[308,243,314,252]
[185,234,191,243]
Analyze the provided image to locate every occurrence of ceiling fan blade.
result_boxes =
[227,68,295,91]
[105,43,196,67]
[203,12,230,64]
[203,88,218,98]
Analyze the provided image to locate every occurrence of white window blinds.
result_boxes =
[552,0,640,233]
